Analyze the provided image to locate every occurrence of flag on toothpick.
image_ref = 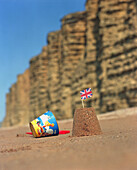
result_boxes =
[80,88,92,100]
[80,88,92,108]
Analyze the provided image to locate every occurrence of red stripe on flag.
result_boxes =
[81,90,92,98]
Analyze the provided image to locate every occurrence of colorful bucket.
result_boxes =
[30,111,59,138]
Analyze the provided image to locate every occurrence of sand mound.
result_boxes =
[72,107,102,137]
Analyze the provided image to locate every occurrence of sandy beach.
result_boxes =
[0,109,137,170]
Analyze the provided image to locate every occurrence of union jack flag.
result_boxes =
[80,88,92,100]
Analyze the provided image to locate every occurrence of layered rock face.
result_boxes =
[29,47,48,120]
[46,31,61,118]
[2,69,30,126]
[60,12,86,118]
[2,0,137,126]
[85,0,137,112]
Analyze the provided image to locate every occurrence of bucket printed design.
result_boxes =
[30,111,59,138]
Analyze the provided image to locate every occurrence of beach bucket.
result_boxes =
[30,111,59,138]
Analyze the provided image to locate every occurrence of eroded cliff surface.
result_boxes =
[2,0,137,126]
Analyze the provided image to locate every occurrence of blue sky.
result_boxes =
[0,0,85,122]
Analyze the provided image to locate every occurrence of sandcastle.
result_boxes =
[72,107,102,137]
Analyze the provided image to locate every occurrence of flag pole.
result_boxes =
[81,99,84,108]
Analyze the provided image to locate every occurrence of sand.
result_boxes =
[0,112,137,170]
[72,107,102,136]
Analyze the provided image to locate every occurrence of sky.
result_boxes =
[0,0,85,122]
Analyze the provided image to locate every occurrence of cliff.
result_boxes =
[2,0,137,126]
[2,69,30,127]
